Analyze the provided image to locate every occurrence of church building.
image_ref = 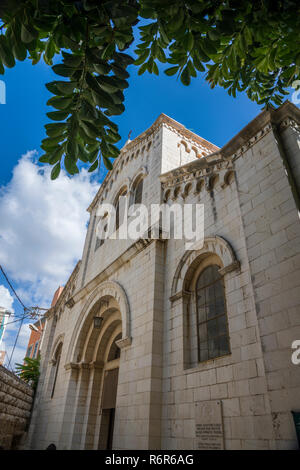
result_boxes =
[26,101,300,450]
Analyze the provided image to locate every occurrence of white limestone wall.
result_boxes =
[235,127,300,449]
[27,113,300,451]
[160,163,275,450]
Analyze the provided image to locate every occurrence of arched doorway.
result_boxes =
[65,292,129,449]
[63,281,131,450]
[98,331,121,450]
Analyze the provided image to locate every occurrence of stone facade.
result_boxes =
[26,102,300,450]
[0,365,34,449]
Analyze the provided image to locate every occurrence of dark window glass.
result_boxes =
[196,265,230,362]
[95,224,107,250]
[51,344,62,399]
[115,190,127,231]
[134,179,143,205]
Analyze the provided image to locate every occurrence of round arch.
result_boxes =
[110,178,131,206]
[170,236,240,299]
[129,166,148,192]
[66,280,131,365]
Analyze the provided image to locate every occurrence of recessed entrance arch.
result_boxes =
[64,280,131,449]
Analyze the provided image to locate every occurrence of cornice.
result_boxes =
[46,260,81,319]
[160,101,300,186]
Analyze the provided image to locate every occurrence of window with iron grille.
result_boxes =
[196,265,230,362]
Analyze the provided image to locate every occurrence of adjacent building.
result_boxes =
[25,287,63,361]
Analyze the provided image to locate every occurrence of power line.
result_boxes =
[7,314,25,371]
[0,264,49,371]
[0,264,27,309]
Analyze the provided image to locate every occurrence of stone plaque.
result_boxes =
[195,400,224,450]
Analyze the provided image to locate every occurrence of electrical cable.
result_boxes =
[0,265,27,309]
[0,264,49,370]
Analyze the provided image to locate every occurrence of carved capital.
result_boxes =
[64,362,80,371]
[116,336,132,349]
[65,297,75,309]
[170,289,192,303]
[218,260,240,276]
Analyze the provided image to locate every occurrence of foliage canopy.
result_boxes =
[0,1,299,178]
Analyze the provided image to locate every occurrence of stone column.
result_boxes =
[81,361,104,449]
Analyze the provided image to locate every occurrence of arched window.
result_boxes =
[196,265,230,362]
[133,178,143,205]
[51,343,62,399]
[115,187,127,231]
[95,213,108,251]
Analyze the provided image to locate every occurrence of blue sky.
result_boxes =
[0,37,296,369]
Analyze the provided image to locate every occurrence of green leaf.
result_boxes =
[52,64,75,77]
[47,110,70,121]
[0,36,15,68]
[12,40,27,62]
[97,76,119,93]
[193,56,205,72]
[180,66,191,86]
[45,122,68,138]
[44,38,56,65]
[39,153,51,163]
[134,49,150,65]
[88,159,99,172]
[47,95,73,110]
[103,156,113,170]
[152,61,159,75]
[62,51,83,67]
[49,146,64,164]
[21,23,38,43]
[165,66,179,76]
[51,162,61,180]
[65,155,79,175]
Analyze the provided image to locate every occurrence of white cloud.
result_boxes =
[0,284,14,311]
[4,321,31,368]
[0,151,98,307]
[0,151,99,369]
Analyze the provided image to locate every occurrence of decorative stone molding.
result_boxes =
[160,157,233,190]
[169,290,192,303]
[130,166,148,192]
[218,260,241,276]
[116,336,132,349]
[64,362,80,371]
[46,261,81,319]
[278,117,300,132]
[65,297,75,308]
[171,236,240,298]
[87,113,219,213]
